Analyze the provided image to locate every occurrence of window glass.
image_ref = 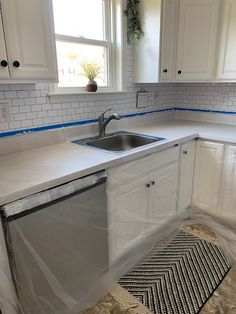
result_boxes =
[53,0,106,40]
[56,41,108,88]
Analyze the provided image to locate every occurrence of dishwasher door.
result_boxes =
[2,171,108,314]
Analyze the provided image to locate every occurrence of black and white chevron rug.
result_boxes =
[119,230,231,314]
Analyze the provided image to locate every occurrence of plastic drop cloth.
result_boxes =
[0,165,236,313]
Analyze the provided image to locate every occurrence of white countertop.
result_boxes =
[1,119,236,206]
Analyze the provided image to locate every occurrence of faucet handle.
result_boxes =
[99,108,112,121]
[102,107,112,116]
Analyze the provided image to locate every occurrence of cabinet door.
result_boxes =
[160,0,178,81]
[1,0,58,81]
[0,17,9,79]
[108,179,149,264]
[148,162,178,230]
[217,0,236,80]
[220,145,236,217]
[176,0,219,81]
[193,141,224,211]
[134,0,161,83]
[178,141,196,211]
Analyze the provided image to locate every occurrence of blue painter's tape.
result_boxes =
[1,107,236,139]
[174,107,236,115]
[0,108,174,138]
[0,119,98,138]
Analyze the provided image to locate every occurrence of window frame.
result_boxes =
[50,0,125,95]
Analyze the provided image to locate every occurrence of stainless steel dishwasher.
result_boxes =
[1,171,108,314]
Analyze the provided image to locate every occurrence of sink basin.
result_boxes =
[74,132,165,152]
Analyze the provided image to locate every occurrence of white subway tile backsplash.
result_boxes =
[42,104,52,111]
[14,113,26,121]
[17,91,30,98]
[24,98,36,106]
[26,112,37,120]
[32,118,43,126]
[4,91,17,99]
[20,106,32,113]
[37,111,48,118]
[12,98,24,106]
[2,46,236,134]
[31,105,42,112]
[21,120,33,128]
[9,121,21,129]
[29,90,41,98]
[0,85,10,91]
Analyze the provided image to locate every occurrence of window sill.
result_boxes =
[48,90,129,103]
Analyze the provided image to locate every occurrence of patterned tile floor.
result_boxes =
[82,225,236,314]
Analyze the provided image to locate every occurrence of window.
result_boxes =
[52,0,124,94]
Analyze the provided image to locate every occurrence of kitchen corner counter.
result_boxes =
[1,119,236,206]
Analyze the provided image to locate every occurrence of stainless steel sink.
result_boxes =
[73,132,165,152]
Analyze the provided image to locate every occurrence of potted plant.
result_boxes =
[80,61,102,92]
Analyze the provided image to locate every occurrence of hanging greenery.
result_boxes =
[124,0,144,45]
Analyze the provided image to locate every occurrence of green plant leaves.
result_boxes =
[124,0,144,45]
[80,61,102,84]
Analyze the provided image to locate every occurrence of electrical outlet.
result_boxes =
[0,103,10,122]
[136,90,148,108]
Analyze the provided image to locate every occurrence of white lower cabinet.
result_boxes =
[108,177,149,262]
[149,162,179,225]
[193,141,224,212]
[108,138,236,264]
[192,140,236,219]
[220,145,236,217]
[107,146,179,264]
[178,141,196,211]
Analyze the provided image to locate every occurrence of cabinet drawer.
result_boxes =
[108,146,179,188]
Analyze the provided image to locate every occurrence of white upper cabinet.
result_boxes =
[0,16,8,80]
[0,0,58,82]
[134,0,161,83]
[217,0,236,80]
[134,0,236,82]
[176,0,219,81]
[160,0,178,81]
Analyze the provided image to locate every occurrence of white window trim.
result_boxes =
[49,0,127,99]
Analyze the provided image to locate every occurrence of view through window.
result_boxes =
[52,0,112,89]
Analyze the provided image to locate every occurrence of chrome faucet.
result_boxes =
[98,108,121,138]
